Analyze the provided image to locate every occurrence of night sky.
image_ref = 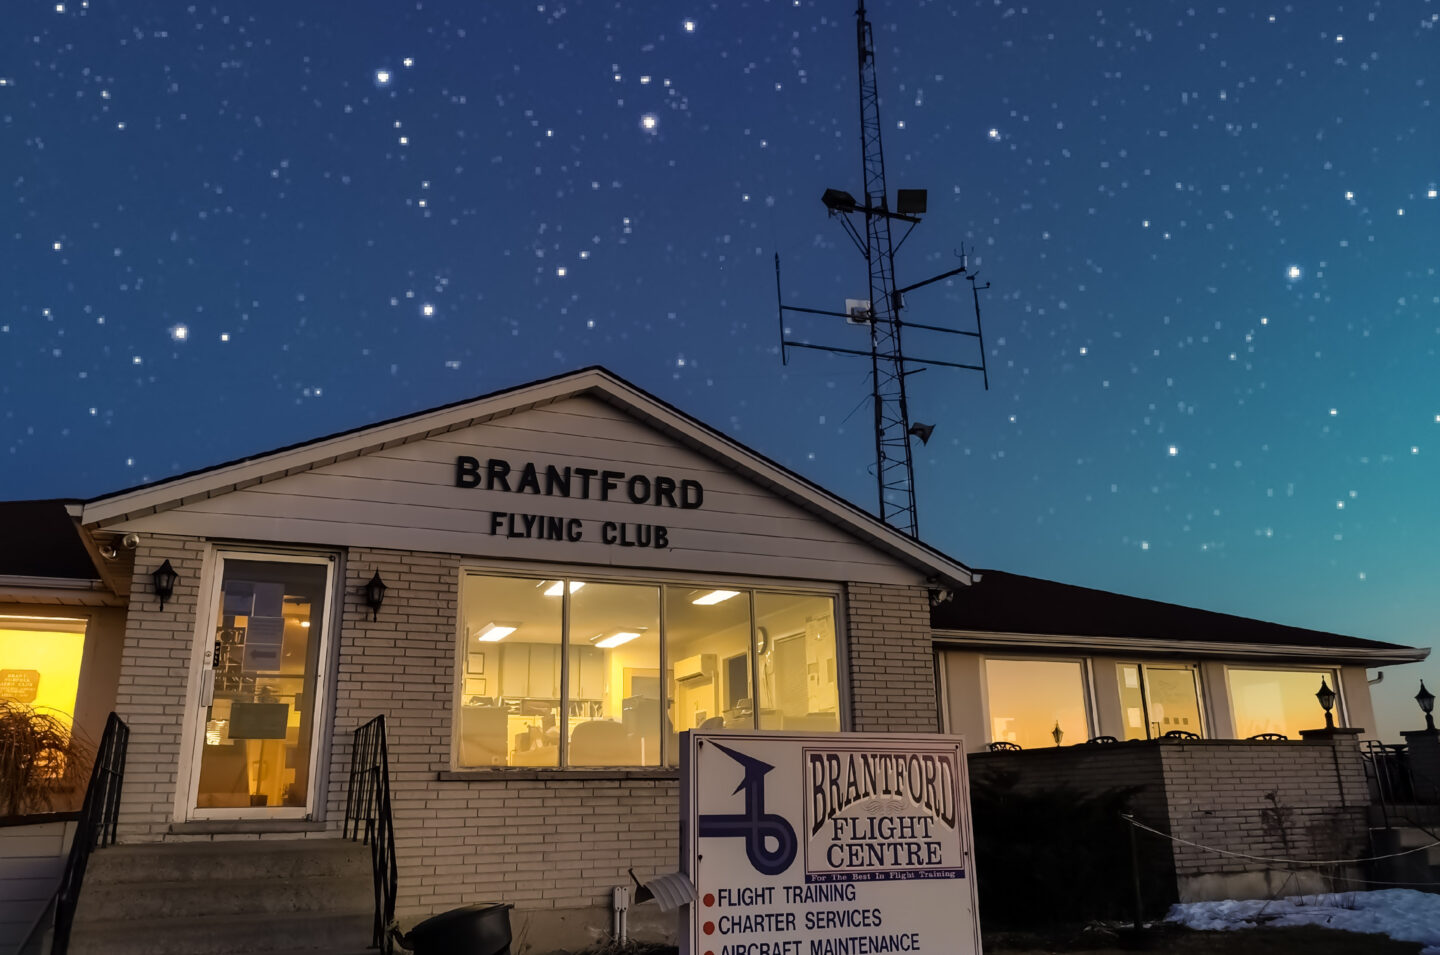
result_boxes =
[3,2,1437,737]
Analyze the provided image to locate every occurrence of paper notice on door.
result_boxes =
[253,582,285,618]
[223,581,255,616]
[244,615,285,672]
[228,702,290,739]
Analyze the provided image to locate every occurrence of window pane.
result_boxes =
[568,582,660,766]
[1228,669,1337,740]
[0,623,86,728]
[985,659,1088,749]
[755,593,839,732]
[1117,664,1148,741]
[459,575,560,768]
[664,586,753,766]
[1145,667,1203,737]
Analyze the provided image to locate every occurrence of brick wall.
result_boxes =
[968,742,1170,830]
[113,535,207,840]
[846,582,936,733]
[1159,736,1369,885]
[105,542,934,924]
[327,548,679,920]
[967,735,1370,903]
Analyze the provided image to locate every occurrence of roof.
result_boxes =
[932,569,1428,665]
[0,499,97,580]
[79,366,972,588]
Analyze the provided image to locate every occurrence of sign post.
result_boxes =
[680,731,981,955]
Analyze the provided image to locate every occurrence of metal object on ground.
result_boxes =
[399,902,513,955]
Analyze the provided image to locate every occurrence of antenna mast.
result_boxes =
[775,1,991,538]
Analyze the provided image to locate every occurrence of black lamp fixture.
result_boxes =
[363,572,387,621]
[1417,681,1436,732]
[1051,721,1064,747]
[820,188,858,214]
[151,559,179,611]
[1316,676,1337,730]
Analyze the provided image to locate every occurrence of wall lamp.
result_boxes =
[363,572,387,621]
[1315,677,1337,729]
[1417,681,1436,733]
[151,560,179,611]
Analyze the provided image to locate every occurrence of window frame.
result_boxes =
[1222,664,1345,739]
[1116,661,1208,740]
[452,561,846,771]
[978,653,1096,748]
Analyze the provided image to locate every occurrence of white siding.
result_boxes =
[110,397,922,585]
[0,820,74,952]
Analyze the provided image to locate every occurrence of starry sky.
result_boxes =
[3,1,1437,737]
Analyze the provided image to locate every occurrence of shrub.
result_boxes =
[968,770,1168,927]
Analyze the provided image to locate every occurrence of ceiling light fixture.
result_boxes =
[692,590,740,605]
[543,580,585,596]
[595,631,642,649]
[475,622,519,642]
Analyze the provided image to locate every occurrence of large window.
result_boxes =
[457,574,839,768]
[0,616,87,730]
[1228,668,1340,740]
[984,658,1090,748]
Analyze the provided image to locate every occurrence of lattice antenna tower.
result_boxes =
[775,1,991,538]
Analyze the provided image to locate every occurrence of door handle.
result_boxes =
[200,668,216,707]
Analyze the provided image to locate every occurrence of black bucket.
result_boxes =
[400,902,513,955]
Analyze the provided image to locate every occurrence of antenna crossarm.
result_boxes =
[895,264,967,296]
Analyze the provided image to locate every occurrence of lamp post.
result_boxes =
[1051,721,1064,747]
[1417,681,1436,733]
[363,572,387,621]
[151,559,179,611]
[1315,677,1337,730]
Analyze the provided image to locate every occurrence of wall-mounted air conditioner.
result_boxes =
[674,653,716,684]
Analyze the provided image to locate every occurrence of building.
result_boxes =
[936,570,1425,749]
[2,366,1430,951]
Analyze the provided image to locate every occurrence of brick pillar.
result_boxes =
[1401,729,1440,799]
[1298,726,1369,807]
[844,582,936,733]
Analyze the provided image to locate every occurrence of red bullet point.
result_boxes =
[703,921,715,935]
[703,893,715,907]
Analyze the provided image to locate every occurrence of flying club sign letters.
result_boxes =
[454,455,700,549]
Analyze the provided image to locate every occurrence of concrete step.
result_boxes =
[86,839,371,884]
[66,912,374,955]
[75,873,372,921]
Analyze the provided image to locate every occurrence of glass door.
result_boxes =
[1117,663,1204,739]
[187,554,334,818]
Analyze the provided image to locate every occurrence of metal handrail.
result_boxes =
[52,712,129,955]
[344,715,399,954]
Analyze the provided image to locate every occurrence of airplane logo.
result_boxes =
[697,741,798,876]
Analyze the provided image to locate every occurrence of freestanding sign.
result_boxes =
[681,731,981,955]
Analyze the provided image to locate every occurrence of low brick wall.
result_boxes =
[1157,734,1368,900]
[969,734,1369,904]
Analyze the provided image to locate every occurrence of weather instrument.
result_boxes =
[775,1,992,539]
